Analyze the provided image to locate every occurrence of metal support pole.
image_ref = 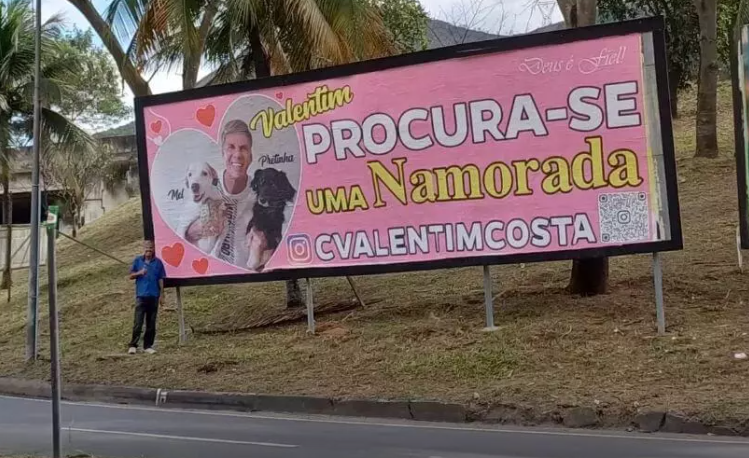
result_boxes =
[306,278,315,334]
[175,287,187,344]
[653,252,666,335]
[345,276,366,307]
[26,0,42,362]
[482,265,499,332]
[47,225,61,458]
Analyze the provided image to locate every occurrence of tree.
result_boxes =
[42,142,114,237]
[553,0,611,296]
[598,0,700,119]
[66,0,151,96]
[367,0,429,53]
[694,0,719,158]
[103,0,396,90]
[0,0,95,296]
[200,0,396,84]
[434,0,512,45]
[54,28,130,130]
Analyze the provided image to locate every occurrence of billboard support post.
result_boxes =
[175,286,187,344]
[306,278,315,334]
[653,252,666,335]
[482,266,499,331]
[346,276,366,307]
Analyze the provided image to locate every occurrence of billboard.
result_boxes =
[135,17,681,287]
[734,24,749,248]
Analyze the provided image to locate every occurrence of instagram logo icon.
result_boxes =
[286,234,313,265]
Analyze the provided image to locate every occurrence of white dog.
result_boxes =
[183,162,225,254]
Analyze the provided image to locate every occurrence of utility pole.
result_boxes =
[26,0,42,361]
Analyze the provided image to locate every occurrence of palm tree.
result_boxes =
[99,0,395,87]
[0,0,94,299]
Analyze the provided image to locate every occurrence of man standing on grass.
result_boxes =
[128,240,166,354]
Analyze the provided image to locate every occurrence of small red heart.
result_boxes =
[192,258,209,275]
[161,243,184,267]
[196,105,216,127]
[150,120,162,133]
[275,92,283,100]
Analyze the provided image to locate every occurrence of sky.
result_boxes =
[43,0,562,105]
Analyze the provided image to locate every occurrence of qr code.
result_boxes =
[598,192,649,243]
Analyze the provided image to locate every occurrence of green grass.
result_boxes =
[0,84,747,423]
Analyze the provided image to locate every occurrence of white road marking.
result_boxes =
[4,395,749,446]
[67,427,298,448]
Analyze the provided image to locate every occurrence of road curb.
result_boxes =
[1,377,745,436]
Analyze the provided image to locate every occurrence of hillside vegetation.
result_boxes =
[0,84,747,422]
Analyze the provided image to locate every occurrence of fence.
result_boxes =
[0,225,48,270]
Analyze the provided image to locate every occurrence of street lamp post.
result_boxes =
[26,0,42,362]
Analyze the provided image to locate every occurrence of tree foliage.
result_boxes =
[718,0,740,69]
[54,28,130,130]
[599,0,738,83]
[598,0,700,95]
[367,0,429,53]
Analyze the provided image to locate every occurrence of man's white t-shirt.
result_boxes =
[210,172,256,268]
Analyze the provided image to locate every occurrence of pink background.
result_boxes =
[142,33,655,279]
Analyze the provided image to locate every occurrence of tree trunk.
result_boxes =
[247,19,303,308]
[694,0,719,158]
[70,203,81,238]
[182,3,219,89]
[67,0,151,96]
[558,0,610,296]
[668,68,680,119]
[0,116,11,298]
[1,166,11,298]
[249,22,271,79]
[285,279,305,308]
[183,55,200,90]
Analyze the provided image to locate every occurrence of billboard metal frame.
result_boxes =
[135,16,681,288]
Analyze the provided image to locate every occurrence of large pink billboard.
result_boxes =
[135,18,681,286]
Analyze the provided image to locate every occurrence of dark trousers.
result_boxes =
[129,297,159,349]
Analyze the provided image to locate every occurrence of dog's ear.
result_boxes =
[184,177,189,189]
[278,171,296,201]
[208,164,219,186]
[251,168,264,191]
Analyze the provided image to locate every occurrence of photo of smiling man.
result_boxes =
[183,119,257,267]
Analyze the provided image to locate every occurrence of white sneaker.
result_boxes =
[144,348,156,354]
[128,347,137,355]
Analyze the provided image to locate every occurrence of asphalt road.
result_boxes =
[2,396,749,458]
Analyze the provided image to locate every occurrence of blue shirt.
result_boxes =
[131,256,166,298]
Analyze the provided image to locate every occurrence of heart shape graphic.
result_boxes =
[275,92,283,100]
[162,243,185,267]
[150,120,162,133]
[196,105,216,127]
[149,95,303,273]
[192,258,209,274]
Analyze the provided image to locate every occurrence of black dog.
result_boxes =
[245,167,296,271]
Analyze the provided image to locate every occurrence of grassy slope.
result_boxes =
[0,85,747,421]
